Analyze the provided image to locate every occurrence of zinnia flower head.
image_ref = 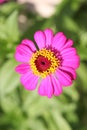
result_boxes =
[15,29,80,98]
[0,0,7,4]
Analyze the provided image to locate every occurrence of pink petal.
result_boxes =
[21,71,39,90]
[52,32,67,51]
[61,47,76,56]
[62,55,80,69]
[15,63,30,74]
[62,54,77,60]
[34,30,45,49]
[44,28,53,46]
[15,44,32,62]
[21,39,36,52]
[38,76,53,98]
[61,39,74,50]
[50,75,62,96]
[56,69,72,86]
[59,66,76,80]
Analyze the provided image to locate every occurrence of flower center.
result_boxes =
[30,49,60,78]
[35,55,51,72]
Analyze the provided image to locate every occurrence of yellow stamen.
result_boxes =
[30,48,60,78]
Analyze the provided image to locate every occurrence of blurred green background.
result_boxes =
[0,0,87,130]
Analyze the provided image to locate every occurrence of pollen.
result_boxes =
[30,48,60,78]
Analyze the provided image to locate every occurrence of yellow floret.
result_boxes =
[30,48,60,78]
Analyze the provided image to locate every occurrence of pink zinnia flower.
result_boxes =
[0,0,7,4]
[15,29,80,98]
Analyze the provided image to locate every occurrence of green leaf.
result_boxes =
[78,46,87,61]
[0,2,20,15]
[77,63,87,90]
[0,60,19,98]
[51,110,72,130]
[6,11,20,42]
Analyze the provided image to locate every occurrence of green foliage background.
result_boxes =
[0,0,87,130]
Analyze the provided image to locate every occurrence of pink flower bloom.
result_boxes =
[15,29,80,98]
[0,0,7,4]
